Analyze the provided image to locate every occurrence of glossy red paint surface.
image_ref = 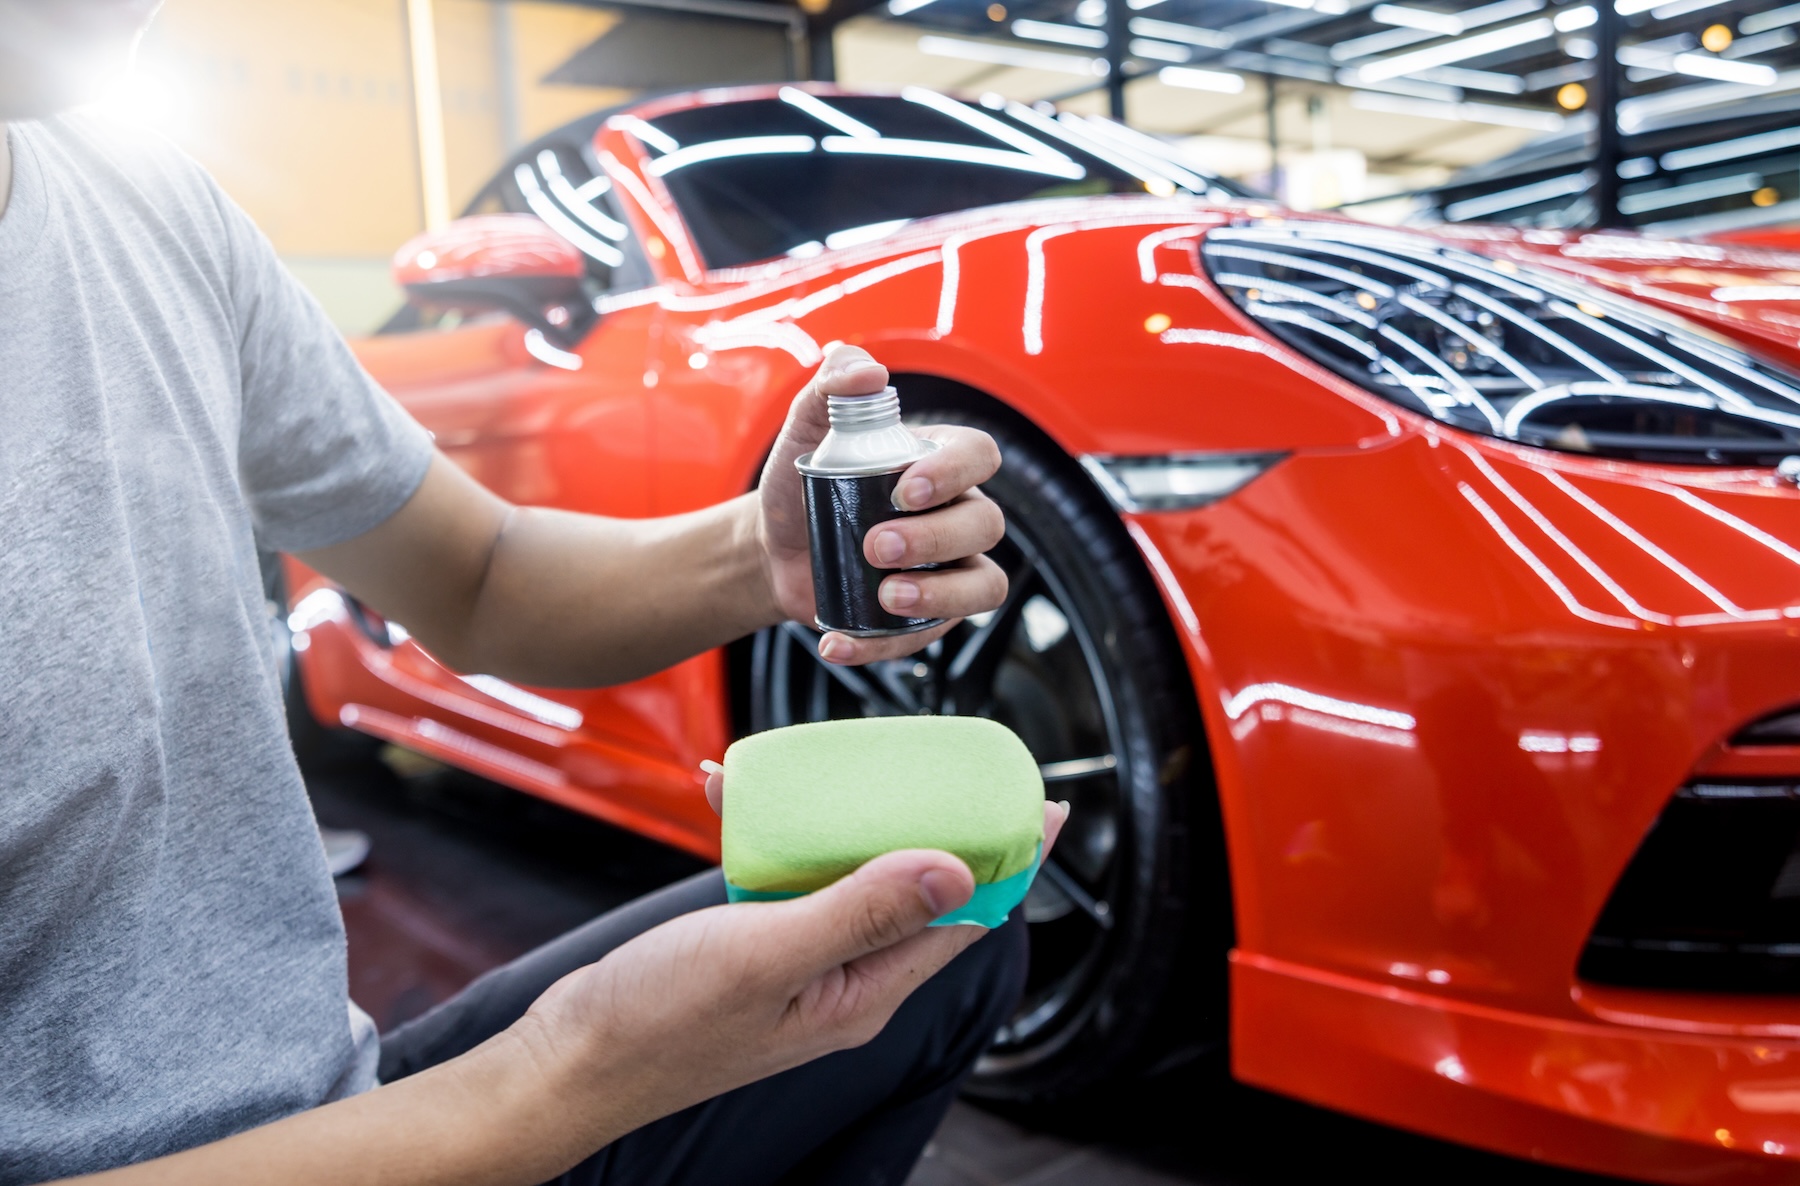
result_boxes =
[391,214,585,287]
[291,85,1800,1181]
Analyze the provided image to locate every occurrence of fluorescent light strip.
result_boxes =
[1651,0,1728,16]
[645,135,815,176]
[1725,28,1798,58]
[513,164,624,265]
[819,136,1086,179]
[1669,53,1778,85]
[1333,25,1437,61]
[536,151,629,241]
[778,87,879,138]
[1012,19,1107,47]
[1128,17,1233,47]
[1555,5,1597,30]
[608,114,678,154]
[1373,4,1464,35]
[1662,125,1800,170]
[917,34,1108,75]
[1619,172,1764,215]
[1349,90,1566,131]
[1418,64,1526,92]
[887,0,938,13]
[1742,3,1800,35]
[1159,65,1247,92]
[1132,38,1191,62]
[1357,17,1555,83]
[1619,68,1800,130]
[1340,70,1464,101]
[1443,171,1589,220]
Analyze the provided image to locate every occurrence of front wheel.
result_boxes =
[744,407,1226,1102]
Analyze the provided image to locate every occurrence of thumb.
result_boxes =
[780,849,975,975]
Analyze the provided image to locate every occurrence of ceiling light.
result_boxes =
[1618,172,1764,215]
[1132,38,1192,61]
[1662,125,1800,170]
[1128,18,1233,47]
[1669,52,1778,84]
[887,0,939,14]
[1420,65,1526,92]
[1128,0,1171,7]
[1742,4,1800,35]
[1349,89,1567,130]
[1554,5,1597,30]
[1614,0,1659,14]
[1650,0,1729,16]
[1356,18,1556,83]
[1443,171,1589,220]
[1558,80,1588,107]
[1158,65,1247,92]
[917,34,1109,75]
[1373,4,1465,35]
[1013,19,1108,47]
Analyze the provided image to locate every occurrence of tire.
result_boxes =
[742,399,1230,1103]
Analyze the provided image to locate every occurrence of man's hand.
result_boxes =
[758,346,1007,666]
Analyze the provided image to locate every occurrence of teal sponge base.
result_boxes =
[725,844,1041,929]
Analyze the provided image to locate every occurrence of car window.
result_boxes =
[641,91,1248,271]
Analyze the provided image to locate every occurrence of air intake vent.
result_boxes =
[1732,707,1800,747]
[1580,782,1800,991]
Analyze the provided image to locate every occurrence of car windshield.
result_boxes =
[638,90,1247,270]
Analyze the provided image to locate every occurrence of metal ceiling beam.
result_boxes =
[1592,0,1625,226]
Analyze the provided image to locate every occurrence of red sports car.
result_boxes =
[282,84,1800,1182]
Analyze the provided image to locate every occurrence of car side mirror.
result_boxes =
[392,215,595,347]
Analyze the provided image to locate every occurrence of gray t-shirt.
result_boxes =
[0,115,434,1181]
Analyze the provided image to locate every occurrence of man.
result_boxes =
[0,2,1066,1183]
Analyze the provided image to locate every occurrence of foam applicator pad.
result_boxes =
[721,716,1045,927]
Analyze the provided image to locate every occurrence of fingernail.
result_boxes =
[1058,800,1072,815]
[892,477,932,511]
[883,579,919,611]
[700,760,724,775]
[872,530,906,565]
[819,635,848,662]
[919,869,965,915]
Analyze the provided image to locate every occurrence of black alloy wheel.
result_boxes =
[744,404,1228,1102]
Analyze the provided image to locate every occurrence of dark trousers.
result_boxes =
[378,870,1029,1186]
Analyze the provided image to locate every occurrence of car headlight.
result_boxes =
[1081,452,1284,512]
[1201,221,1800,467]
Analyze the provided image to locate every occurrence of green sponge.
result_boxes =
[721,716,1045,927]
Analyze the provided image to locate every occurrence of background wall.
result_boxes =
[117,0,629,333]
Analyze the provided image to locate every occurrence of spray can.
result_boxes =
[796,386,943,637]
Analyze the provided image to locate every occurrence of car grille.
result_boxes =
[1580,781,1800,992]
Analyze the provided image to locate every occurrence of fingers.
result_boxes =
[780,849,974,976]
[809,345,888,399]
[704,769,723,816]
[1043,799,1069,855]
[877,555,1006,621]
[892,425,1002,512]
[864,491,1004,570]
[818,618,956,666]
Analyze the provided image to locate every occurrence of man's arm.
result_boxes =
[299,347,1007,685]
[67,804,1070,1186]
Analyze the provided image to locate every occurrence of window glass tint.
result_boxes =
[494,144,651,291]
[644,93,1246,270]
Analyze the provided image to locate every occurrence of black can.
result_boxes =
[798,458,945,637]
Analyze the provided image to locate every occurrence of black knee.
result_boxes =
[905,910,1030,1085]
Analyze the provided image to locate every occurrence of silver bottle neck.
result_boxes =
[826,388,903,433]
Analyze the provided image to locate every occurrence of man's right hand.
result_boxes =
[515,850,985,1141]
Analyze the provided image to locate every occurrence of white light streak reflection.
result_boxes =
[609,115,679,154]
[514,164,624,266]
[525,330,582,370]
[1224,682,1416,730]
[1519,731,1601,753]
[778,87,879,137]
[1024,225,1075,354]
[647,136,816,176]
[1457,483,1639,629]
[819,136,1085,179]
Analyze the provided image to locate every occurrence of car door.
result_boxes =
[349,139,718,851]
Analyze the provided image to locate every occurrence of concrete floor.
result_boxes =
[312,754,1624,1186]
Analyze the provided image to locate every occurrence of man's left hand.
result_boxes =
[758,346,1007,666]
